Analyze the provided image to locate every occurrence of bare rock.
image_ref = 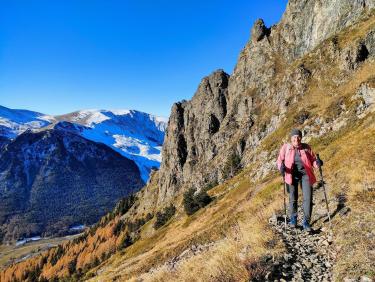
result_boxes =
[139,0,375,214]
[341,42,370,70]
[251,18,270,42]
[360,276,373,282]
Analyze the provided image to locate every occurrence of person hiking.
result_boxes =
[277,129,323,232]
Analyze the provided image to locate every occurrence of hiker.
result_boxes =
[276,129,323,232]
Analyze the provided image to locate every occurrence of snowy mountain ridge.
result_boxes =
[0,105,54,138]
[0,106,168,181]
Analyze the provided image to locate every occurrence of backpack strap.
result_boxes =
[283,143,292,161]
[286,143,292,151]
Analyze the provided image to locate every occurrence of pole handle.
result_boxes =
[316,153,321,161]
[316,153,323,174]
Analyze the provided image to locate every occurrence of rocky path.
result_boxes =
[266,185,337,282]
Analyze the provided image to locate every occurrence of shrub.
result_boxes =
[88,223,100,236]
[21,265,42,281]
[204,179,218,191]
[117,233,133,250]
[145,212,154,221]
[294,109,310,124]
[222,151,242,179]
[183,188,212,215]
[114,195,136,216]
[50,245,64,266]
[95,194,137,229]
[153,204,176,229]
[112,220,126,236]
[183,188,200,215]
[195,190,212,208]
[92,256,100,267]
[127,218,144,232]
[72,232,88,244]
[68,258,77,275]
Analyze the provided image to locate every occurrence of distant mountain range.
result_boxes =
[0,105,168,242]
[0,105,168,181]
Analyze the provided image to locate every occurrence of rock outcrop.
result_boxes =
[251,19,270,42]
[158,70,229,202]
[154,0,375,205]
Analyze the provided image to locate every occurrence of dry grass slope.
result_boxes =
[88,13,375,281]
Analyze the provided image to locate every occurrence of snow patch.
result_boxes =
[72,110,111,126]
[0,106,54,138]
[109,109,131,116]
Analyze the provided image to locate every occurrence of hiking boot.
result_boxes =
[289,216,297,228]
[303,219,312,232]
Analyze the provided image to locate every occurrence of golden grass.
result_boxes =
[334,190,375,280]
[90,112,375,282]
[86,172,287,281]
[87,12,375,281]
[337,9,375,48]
[307,113,375,280]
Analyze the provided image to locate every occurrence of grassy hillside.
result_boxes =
[88,11,375,281]
[86,120,374,281]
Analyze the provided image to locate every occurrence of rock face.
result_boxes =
[251,19,270,42]
[158,70,229,201]
[0,127,144,242]
[154,0,375,205]
[276,0,375,60]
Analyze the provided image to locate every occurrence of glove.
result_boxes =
[316,158,323,167]
[280,162,286,177]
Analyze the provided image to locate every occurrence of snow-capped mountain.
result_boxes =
[55,109,168,181]
[0,106,168,181]
[0,106,54,138]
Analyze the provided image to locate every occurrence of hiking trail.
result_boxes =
[266,184,338,282]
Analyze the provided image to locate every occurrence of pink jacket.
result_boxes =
[277,143,319,185]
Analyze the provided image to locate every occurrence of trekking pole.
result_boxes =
[283,178,287,233]
[316,154,332,231]
[282,161,287,232]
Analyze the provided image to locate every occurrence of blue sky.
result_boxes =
[0,1,288,117]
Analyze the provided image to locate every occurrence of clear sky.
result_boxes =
[0,0,288,117]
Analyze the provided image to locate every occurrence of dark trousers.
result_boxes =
[287,173,313,223]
